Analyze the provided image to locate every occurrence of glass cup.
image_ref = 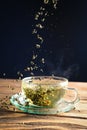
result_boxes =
[21,76,79,108]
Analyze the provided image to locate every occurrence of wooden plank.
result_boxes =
[0,79,87,130]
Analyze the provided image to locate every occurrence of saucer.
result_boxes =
[10,93,78,115]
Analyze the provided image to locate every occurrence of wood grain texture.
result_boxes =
[0,79,87,130]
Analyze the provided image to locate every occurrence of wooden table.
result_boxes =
[0,79,87,130]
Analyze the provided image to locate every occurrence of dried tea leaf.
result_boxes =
[44,0,49,4]
[40,69,44,72]
[30,61,34,65]
[40,7,45,11]
[36,24,44,29]
[30,72,34,76]
[30,67,33,71]
[35,14,39,20]
[26,67,30,71]
[41,58,45,64]
[41,18,45,22]
[36,44,41,48]
[32,54,37,60]
[37,34,43,43]
[32,29,37,34]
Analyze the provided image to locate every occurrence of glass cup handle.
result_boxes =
[65,87,80,104]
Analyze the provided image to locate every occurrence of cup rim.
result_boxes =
[22,76,68,87]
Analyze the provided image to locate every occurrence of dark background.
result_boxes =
[0,0,87,81]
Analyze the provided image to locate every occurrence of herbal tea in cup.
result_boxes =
[21,76,79,107]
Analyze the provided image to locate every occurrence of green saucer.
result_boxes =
[10,93,79,115]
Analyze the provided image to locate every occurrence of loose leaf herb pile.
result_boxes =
[23,84,65,107]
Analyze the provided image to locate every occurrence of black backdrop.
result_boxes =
[0,0,87,81]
